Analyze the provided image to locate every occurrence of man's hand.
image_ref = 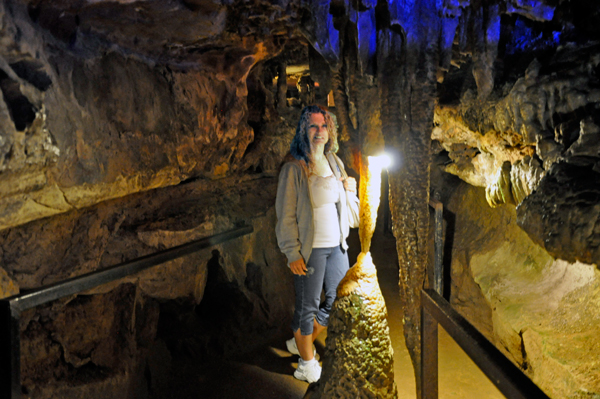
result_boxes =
[290,258,307,275]
[343,176,357,193]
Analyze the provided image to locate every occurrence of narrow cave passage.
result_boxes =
[152,226,505,399]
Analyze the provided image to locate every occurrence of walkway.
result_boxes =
[163,227,505,399]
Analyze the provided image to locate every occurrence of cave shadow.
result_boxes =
[154,351,307,399]
[230,342,301,376]
[152,246,313,399]
[442,208,456,301]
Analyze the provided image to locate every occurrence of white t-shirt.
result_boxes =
[309,172,341,248]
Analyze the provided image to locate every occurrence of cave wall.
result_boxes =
[446,181,600,398]
[425,3,600,395]
[0,1,306,396]
[0,0,286,231]
[433,17,600,267]
[4,169,297,397]
[301,1,600,395]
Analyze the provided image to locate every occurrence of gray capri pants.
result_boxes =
[291,245,350,335]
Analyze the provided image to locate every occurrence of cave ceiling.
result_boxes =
[0,0,599,267]
[24,0,298,65]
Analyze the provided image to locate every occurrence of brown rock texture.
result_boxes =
[0,0,296,231]
[2,172,295,397]
[20,283,157,399]
[0,1,310,394]
[446,181,600,398]
[292,1,600,396]
[306,252,397,399]
[433,41,600,265]
[1,0,600,397]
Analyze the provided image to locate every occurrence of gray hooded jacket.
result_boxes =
[275,154,357,266]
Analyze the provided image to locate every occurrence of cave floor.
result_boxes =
[164,228,505,399]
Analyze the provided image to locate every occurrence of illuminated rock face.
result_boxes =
[0,2,305,395]
[432,43,600,267]
[433,50,600,209]
[445,181,600,399]
[307,253,397,399]
[0,0,293,231]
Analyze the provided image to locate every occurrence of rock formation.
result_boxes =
[0,0,599,398]
[444,179,600,399]
[307,252,397,399]
[307,153,396,398]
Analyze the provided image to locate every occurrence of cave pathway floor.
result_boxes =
[168,228,505,399]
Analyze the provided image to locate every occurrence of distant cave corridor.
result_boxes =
[0,0,600,398]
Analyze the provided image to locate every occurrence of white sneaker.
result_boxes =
[286,338,319,360]
[294,359,322,383]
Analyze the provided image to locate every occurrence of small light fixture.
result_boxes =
[367,153,392,171]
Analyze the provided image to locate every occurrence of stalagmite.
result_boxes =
[306,155,397,399]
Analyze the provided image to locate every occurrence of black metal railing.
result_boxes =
[421,199,549,399]
[0,223,254,399]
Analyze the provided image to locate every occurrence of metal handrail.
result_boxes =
[0,223,254,399]
[421,199,549,399]
[421,289,550,399]
[429,199,444,296]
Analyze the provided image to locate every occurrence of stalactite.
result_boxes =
[331,24,360,169]
[331,70,356,144]
[306,3,394,397]
[472,2,501,100]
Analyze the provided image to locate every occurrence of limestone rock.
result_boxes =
[0,0,294,230]
[517,162,600,267]
[307,252,397,399]
[434,44,600,213]
[509,156,545,205]
[4,172,294,396]
[20,283,160,398]
[485,161,515,207]
[1,1,600,398]
[447,181,600,398]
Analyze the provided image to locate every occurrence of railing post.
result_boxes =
[432,200,444,296]
[422,289,551,399]
[421,305,439,399]
[0,301,21,399]
[422,197,444,399]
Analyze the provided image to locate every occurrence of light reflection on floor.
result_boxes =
[368,226,505,399]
